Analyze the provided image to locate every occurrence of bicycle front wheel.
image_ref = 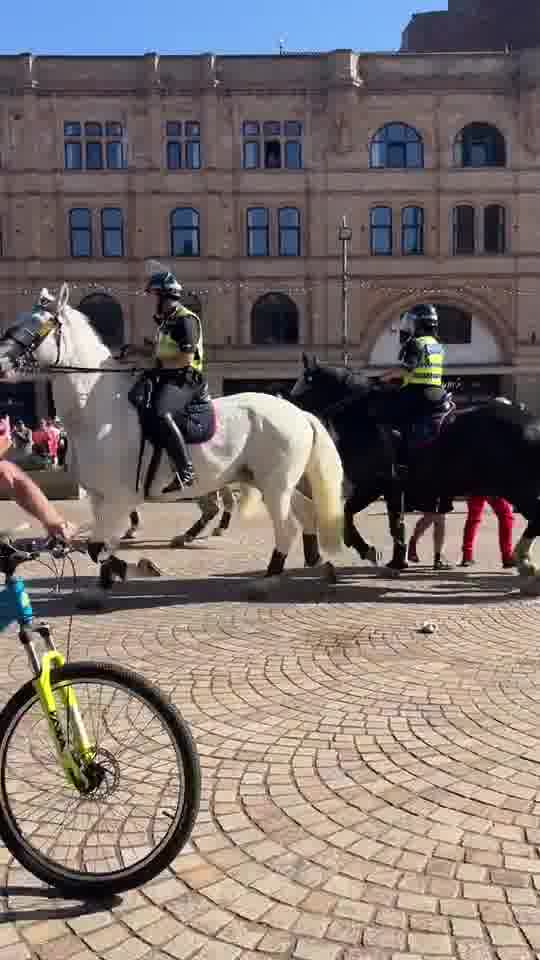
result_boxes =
[0,661,200,897]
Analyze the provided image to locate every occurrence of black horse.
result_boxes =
[291,356,540,581]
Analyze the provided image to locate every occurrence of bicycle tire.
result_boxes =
[0,660,200,897]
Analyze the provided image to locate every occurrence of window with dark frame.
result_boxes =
[370,206,393,255]
[165,121,201,170]
[484,204,506,254]
[251,292,299,345]
[247,207,270,256]
[242,120,303,170]
[454,123,506,168]
[69,208,92,258]
[170,208,200,257]
[64,121,125,170]
[101,208,124,258]
[401,206,424,255]
[452,205,475,254]
[369,123,424,169]
[278,207,301,256]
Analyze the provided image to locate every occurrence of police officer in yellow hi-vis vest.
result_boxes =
[130,270,212,496]
[380,303,446,439]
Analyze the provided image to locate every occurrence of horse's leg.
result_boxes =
[213,487,235,537]
[512,499,540,584]
[343,487,382,564]
[122,509,141,541]
[290,488,337,584]
[170,492,220,547]
[248,485,298,596]
[386,485,408,572]
[80,497,162,609]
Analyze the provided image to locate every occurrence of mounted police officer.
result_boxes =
[380,303,447,432]
[130,270,212,496]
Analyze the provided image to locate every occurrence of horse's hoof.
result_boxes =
[387,567,402,579]
[170,535,187,548]
[322,561,338,585]
[122,529,137,541]
[366,546,382,566]
[212,527,224,537]
[137,558,162,578]
[77,588,108,611]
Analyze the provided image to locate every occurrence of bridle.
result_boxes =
[2,307,64,374]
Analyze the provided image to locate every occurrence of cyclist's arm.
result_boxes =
[0,461,75,540]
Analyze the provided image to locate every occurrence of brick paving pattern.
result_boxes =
[0,498,539,959]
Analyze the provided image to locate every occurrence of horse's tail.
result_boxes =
[304,413,344,555]
[237,483,264,519]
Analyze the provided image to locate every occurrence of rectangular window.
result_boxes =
[370,207,392,256]
[453,206,475,255]
[105,121,123,137]
[247,208,269,256]
[484,204,506,254]
[279,208,300,256]
[101,208,124,258]
[242,120,303,171]
[64,141,82,170]
[106,141,124,169]
[166,121,202,171]
[63,120,125,171]
[285,141,302,169]
[86,141,103,170]
[167,141,182,170]
[243,141,259,169]
[401,206,424,255]
[185,140,201,170]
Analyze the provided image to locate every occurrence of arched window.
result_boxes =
[170,208,200,257]
[453,123,506,167]
[69,208,92,258]
[247,207,269,256]
[452,205,475,255]
[370,206,392,255]
[79,293,124,349]
[401,206,424,255]
[369,123,424,169]
[101,208,124,258]
[484,204,506,254]
[251,293,299,345]
[278,208,300,256]
[400,304,472,345]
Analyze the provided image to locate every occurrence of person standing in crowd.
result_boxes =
[461,496,515,568]
[407,513,452,570]
[12,419,32,456]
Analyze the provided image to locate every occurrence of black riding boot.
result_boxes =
[161,412,194,494]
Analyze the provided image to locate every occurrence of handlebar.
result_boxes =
[0,528,75,576]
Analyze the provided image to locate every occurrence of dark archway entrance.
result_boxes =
[79,293,124,350]
[251,293,299,345]
[400,304,473,345]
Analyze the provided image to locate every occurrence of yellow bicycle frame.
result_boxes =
[33,651,96,791]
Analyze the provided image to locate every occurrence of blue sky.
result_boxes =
[2,0,444,56]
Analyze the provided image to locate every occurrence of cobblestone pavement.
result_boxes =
[3,498,540,959]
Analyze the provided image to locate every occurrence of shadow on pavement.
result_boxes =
[0,884,120,922]
[22,566,524,618]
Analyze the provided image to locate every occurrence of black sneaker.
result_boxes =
[162,470,194,495]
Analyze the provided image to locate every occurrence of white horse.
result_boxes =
[0,285,344,603]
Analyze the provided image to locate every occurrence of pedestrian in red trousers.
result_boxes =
[461,497,515,568]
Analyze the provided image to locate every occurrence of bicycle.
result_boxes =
[0,528,200,898]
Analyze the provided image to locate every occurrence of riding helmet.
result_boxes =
[403,303,438,333]
[145,271,183,299]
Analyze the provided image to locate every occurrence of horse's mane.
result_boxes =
[61,303,112,356]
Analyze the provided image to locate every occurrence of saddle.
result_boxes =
[128,373,216,496]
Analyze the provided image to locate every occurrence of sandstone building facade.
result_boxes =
[1,49,540,416]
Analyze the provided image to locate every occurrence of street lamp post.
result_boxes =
[339,216,352,366]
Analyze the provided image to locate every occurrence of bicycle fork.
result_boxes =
[24,626,96,793]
